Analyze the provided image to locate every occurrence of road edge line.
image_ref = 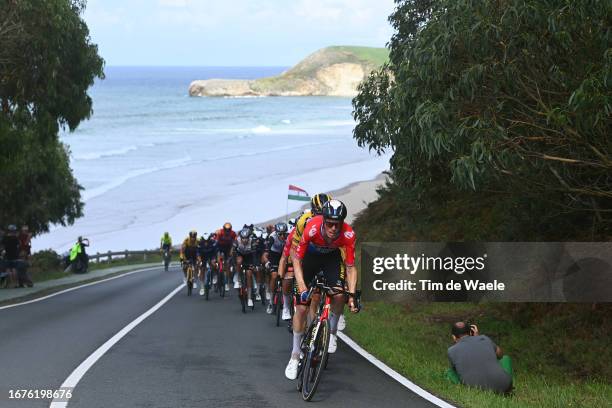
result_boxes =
[0,265,166,310]
[49,283,184,408]
[337,331,457,408]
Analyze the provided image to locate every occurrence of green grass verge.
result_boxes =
[27,252,169,283]
[344,302,611,408]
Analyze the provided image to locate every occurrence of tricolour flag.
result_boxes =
[288,184,310,202]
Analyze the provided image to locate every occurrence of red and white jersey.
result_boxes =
[216,229,236,248]
[283,229,296,258]
[294,215,356,266]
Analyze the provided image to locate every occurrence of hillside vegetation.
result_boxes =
[349,1,611,407]
[189,46,388,97]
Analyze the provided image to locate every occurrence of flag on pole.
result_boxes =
[288,184,310,202]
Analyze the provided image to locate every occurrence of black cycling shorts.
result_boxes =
[295,249,345,301]
[217,245,232,258]
[237,252,257,269]
[268,251,282,271]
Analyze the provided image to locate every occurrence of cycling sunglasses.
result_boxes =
[324,221,341,229]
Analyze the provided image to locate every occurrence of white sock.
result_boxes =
[283,294,291,310]
[291,331,304,358]
[329,312,340,335]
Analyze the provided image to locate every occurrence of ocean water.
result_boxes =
[32,67,390,254]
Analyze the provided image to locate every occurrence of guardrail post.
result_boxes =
[124,249,129,260]
[107,250,112,263]
[143,250,148,262]
[96,252,100,263]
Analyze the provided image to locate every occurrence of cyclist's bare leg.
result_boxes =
[281,271,294,313]
[255,267,263,295]
[236,255,244,287]
[209,259,218,284]
[291,304,308,358]
[329,292,345,334]
[269,270,278,301]
[308,292,321,326]
[245,267,253,298]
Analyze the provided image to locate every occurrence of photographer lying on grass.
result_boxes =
[447,322,513,394]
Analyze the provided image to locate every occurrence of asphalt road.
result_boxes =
[0,266,439,408]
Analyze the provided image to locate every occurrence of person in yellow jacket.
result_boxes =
[69,236,89,273]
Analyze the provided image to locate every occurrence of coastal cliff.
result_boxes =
[188,46,388,97]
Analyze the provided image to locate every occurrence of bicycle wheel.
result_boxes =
[301,319,330,401]
[259,284,266,306]
[187,265,193,296]
[239,271,247,313]
[219,273,226,298]
[275,291,282,327]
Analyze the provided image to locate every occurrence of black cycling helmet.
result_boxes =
[274,222,288,234]
[239,228,251,239]
[189,230,197,238]
[321,199,347,222]
[311,193,332,215]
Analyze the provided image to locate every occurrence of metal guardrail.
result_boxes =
[89,249,167,263]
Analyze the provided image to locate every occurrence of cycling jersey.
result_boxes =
[216,229,236,248]
[266,232,286,254]
[199,239,217,260]
[291,210,314,249]
[294,215,356,266]
[160,235,172,247]
[234,237,256,256]
[182,238,199,261]
[283,229,295,258]
[253,235,266,254]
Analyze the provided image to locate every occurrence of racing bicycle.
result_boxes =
[295,272,360,401]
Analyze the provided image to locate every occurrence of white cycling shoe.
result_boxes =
[285,358,299,380]
[328,334,338,353]
[247,298,254,307]
[266,303,273,314]
[199,288,205,296]
[255,293,262,301]
[212,276,218,285]
[282,308,291,321]
[338,314,346,331]
[193,281,197,289]
[224,283,230,291]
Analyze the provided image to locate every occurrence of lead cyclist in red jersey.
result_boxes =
[285,199,359,380]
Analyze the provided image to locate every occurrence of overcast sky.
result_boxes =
[83,0,396,66]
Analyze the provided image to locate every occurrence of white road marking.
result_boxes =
[337,331,457,408]
[49,283,184,408]
[0,265,172,310]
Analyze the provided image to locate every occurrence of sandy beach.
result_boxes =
[259,172,388,228]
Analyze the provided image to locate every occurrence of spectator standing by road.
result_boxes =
[1,225,21,288]
[17,225,33,287]
[447,322,513,394]
[18,225,32,259]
